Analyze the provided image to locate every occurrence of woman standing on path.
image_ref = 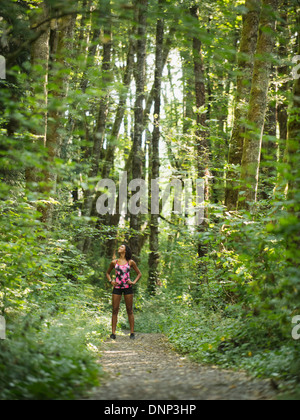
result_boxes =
[106,245,142,340]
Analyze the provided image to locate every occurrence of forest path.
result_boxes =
[88,331,278,400]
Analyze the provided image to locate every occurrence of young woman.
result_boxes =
[106,244,142,340]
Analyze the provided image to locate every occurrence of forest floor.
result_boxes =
[87,330,279,400]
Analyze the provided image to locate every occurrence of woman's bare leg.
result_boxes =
[112,294,122,335]
[124,293,134,334]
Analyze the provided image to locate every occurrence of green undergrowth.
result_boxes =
[0,283,112,400]
[134,289,300,398]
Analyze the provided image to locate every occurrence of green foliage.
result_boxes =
[0,188,111,400]
[135,286,300,395]
[0,257,111,400]
[0,308,106,400]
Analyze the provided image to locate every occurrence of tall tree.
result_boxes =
[41,12,76,225]
[148,0,164,294]
[101,30,135,180]
[276,0,289,162]
[25,2,50,190]
[225,0,262,210]
[129,0,148,262]
[190,5,209,263]
[286,12,300,199]
[181,47,195,135]
[259,86,277,200]
[82,0,112,223]
[239,0,278,210]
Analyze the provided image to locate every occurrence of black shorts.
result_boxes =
[112,287,133,296]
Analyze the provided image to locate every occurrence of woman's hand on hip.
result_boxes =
[126,280,135,286]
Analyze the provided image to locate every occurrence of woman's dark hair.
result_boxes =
[125,245,132,261]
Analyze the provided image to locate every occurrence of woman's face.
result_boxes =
[118,245,126,254]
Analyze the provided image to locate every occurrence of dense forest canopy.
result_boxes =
[0,0,300,400]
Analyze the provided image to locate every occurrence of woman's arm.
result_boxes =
[127,260,142,285]
[106,260,117,287]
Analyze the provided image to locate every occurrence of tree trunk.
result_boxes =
[190,5,209,265]
[225,0,262,210]
[273,0,290,198]
[285,10,300,266]
[26,2,50,190]
[239,0,278,210]
[148,0,164,294]
[276,0,289,163]
[82,0,112,224]
[40,13,76,225]
[101,28,135,180]
[129,0,148,263]
[286,13,300,198]
[259,92,277,200]
[143,25,176,127]
[181,47,195,135]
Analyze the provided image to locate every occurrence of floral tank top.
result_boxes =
[115,261,131,289]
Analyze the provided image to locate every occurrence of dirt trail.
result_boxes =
[89,331,278,400]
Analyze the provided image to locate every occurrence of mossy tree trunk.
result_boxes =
[239,0,278,210]
[225,0,262,210]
